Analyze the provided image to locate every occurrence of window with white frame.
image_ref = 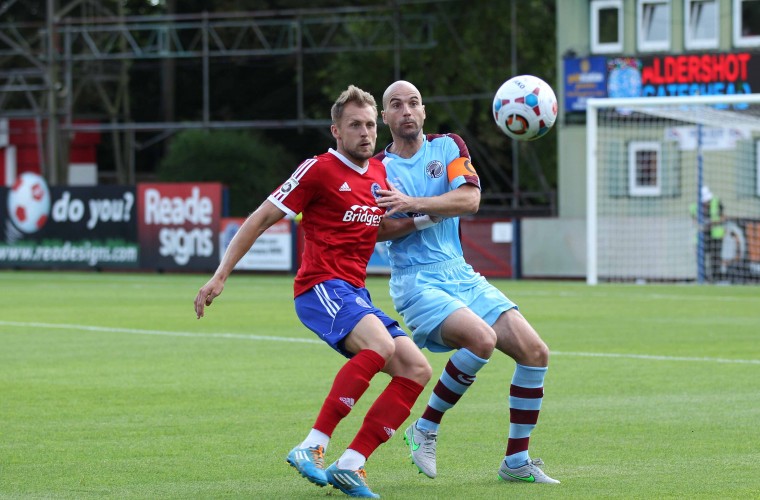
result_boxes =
[591,0,624,54]
[638,0,671,51]
[685,0,719,49]
[734,0,760,47]
[629,141,662,196]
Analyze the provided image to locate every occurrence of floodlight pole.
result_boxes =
[510,0,519,211]
[202,11,210,129]
[393,0,401,81]
[509,0,521,280]
[46,0,61,184]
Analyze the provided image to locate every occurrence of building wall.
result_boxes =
[557,1,591,221]
[522,217,586,277]
[556,0,760,219]
[535,0,760,279]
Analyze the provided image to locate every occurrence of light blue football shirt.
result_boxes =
[378,133,479,271]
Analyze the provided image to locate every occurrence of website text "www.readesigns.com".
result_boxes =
[0,242,138,266]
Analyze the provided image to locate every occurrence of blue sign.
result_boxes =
[564,56,607,111]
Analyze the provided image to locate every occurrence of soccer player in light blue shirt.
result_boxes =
[378,131,473,269]
[375,80,560,485]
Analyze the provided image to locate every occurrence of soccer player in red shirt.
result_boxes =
[194,85,432,498]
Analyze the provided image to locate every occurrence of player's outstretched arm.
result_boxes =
[194,200,285,319]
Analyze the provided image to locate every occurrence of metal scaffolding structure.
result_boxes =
[1,2,437,185]
[0,1,555,215]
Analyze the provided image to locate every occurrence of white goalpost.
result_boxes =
[586,94,760,285]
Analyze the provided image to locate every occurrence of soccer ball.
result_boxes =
[492,75,558,141]
[7,172,51,233]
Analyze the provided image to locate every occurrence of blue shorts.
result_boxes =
[389,257,516,353]
[295,279,407,358]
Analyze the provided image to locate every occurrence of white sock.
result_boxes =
[337,449,366,470]
[300,428,330,453]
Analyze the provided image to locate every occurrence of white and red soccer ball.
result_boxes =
[7,172,51,233]
[493,74,558,141]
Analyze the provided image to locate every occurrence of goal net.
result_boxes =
[586,94,760,285]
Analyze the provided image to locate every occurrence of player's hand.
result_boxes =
[194,277,224,319]
[376,180,415,217]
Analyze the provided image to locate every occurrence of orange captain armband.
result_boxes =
[447,157,479,185]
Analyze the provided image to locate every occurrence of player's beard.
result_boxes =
[395,119,422,141]
[343,142,374,164]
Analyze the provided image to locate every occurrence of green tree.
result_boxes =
[129,1,557,211]
[157,129,296,216]
[23,0,558,212]
[311,1,558,212]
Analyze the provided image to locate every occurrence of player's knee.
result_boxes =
[415,357,433,385]
[465,327,497,359]
[526,340,550,366]
[385,349,431,385]
[398,357,432,386]
[370,336,396,362]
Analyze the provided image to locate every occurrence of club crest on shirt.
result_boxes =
[370,182,382,199]
[426,160,444,178]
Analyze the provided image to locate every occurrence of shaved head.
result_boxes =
[381,80,426,150]
[382,80,422,110]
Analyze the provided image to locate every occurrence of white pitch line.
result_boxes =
[551,350,760,365]
[2,320,759,365]
[0,320,321,344]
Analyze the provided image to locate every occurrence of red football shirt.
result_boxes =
[267,148,387,297]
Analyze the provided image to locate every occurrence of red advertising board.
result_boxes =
[137,182,224,271]
[460,217,513,278]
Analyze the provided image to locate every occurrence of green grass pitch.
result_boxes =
[2,271,759,499]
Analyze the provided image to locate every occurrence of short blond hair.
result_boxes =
[331,85,377,123]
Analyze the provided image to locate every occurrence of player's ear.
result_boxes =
[381,110,388,124]
[330,123,339,140]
